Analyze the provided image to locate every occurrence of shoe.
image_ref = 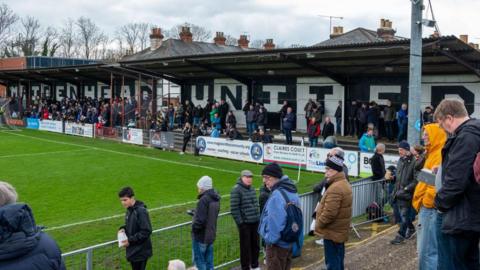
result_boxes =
[405,229,416,240]
[179,152,184,155]
[390,234,405,245]
[315,239,324,246]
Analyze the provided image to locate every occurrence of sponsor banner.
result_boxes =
[26,118,39,129]
[150,131,175,149]
[65,122,94,138]
[360,152,400,176]
[6,118,25,127]
[39,120,63,133]
[306,148,359,177]
[122,128,144,145]
[196,136,263,163]
[263,143,307,168]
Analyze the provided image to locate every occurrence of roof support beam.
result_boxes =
[184,59,252,86]
[438,49,480,78]
[117,65,184,85]
[60,70,111,85]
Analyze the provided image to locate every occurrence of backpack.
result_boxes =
[278,189,303,243]
[366,201,383,221]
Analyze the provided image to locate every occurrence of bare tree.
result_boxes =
[224,34,238,46]
[59,18,78,58]
[15,16,42,56]
[167,22,212,42]
[92,32,109,59]
[0,4,18,47]
[40,26,60,56]
[137,23,151,51]
[117,23,140,54]
[76,16,101,59]
[250,39,264,49]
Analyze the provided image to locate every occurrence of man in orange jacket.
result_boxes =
[412,123,446,270]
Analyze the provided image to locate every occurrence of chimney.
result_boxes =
[238,35,249,48]
[330,26,344,39]
[214,32,226,46]
[149,27,164,50]
[459,34,469,44]
[180,26,193,43]
[377,18,396,41]
[263,39,275,50]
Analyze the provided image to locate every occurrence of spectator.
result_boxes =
[315,155,352,270]
[357,103,368,139]
[181,122,192,155]
[422,106,434,125]
[327,147,350,181]
[322,136,337,149]
[210,127,220,138]
[212,113,221,131]
[168,260,186,270]
[279,100,289,131]
[397,103,408,142]
[411,145,426,173]
[199,122,209,136]
[192,176,221,270]
[433,99,480,269]
[367,101,380,136]
[259,129,273,144]
[218,99,229,130]
[226,111,237,129]
[258,163,300,270]
[230,170,261,270]
[176,104,185,129]
[283,107,295,145]
[390,141,417,245]
[193,104,203,127]
[334,101,342,135]
[384,100,396,141]
[246,105,257,138]
[304,98,316,127]
[227,126,243,140]
[311,106,322,125]
[242,100,251,128]
[168,104,175,130]
[347,100,358,137]
[321,116,334,140]
[209,103,218,125]
[370,143,386,181]
[358,127,376,152]
[257,107,266,131]
[307,117,321,147]
[251,129,262,143]
[0,181,65,270]
[411,123,446,270]
[118,187,152,270]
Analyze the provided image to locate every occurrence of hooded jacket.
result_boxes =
[0,204,65,270]
[122,200,152,262]
[230,178,260,225]
[435,118,480,234]
[358,133,376,152]
[394,153,417,205]
[315,172,352,243]
[258,175,300,249]
[412,124,446,211]
[192,189,221,244]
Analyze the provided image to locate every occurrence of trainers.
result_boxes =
[315,239,324,246]
[405,229,416,240]
[390,234,405,245]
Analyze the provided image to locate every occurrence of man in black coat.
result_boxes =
[322,116,335,140]
[370,143,386,181]
[433,99,480,269]
[219,99,229,130]
[118,187,152,270]
[0,181,65,270]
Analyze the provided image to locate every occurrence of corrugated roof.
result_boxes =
[121,39,256,62]
[313,27,406,47]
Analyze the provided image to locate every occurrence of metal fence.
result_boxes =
[62,179,389,270]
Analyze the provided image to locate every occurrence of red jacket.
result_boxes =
[307,122,321,138]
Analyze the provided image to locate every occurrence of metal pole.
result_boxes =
[110,73,113,127]
[122,76,125,127]
[407,0,423,144]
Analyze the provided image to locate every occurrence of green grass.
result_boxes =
[0,128,325,254]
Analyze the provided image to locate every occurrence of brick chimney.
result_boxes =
[377,18,396,41]
[238,35,249,48]
[180,26,193,43]
[149,27,164,50]
[330,26,344,39]
[263,39,275,50]
[459,34,469,44]
[214,32,226,46]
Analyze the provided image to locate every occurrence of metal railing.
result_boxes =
[62,179,389,270]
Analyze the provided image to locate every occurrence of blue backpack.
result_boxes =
[278,189,303,243]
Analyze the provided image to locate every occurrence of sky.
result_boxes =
[4,0,480,47]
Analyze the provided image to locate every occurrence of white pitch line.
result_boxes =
[0,149,89,159]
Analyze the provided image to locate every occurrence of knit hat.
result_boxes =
[261,163,283,179]
[197,176,213,190]
[325,155,344,172]
[398,140,410,151]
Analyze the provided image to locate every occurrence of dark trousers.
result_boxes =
[265,244,292,270]
[436,214,480,270]
[324,239,345,270]
[336,117,342,135]
[347,117,356,136]
[239,222,260,270]
[284,128,292,144]
[385,121,394,140]
[182,136,190,152]
[358,122,367,139]
[130,260,147,270]
[398,204,415,237]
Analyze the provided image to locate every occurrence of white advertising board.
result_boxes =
[263,143,307,168]
[39,120,63,133]
[359,152,400,176]
[306,148,359,176]
[196,137,263,163]
[122,128,144,145]
[64,122,94,138]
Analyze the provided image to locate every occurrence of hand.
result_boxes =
[432,166,439,174]
[121,239,129,247]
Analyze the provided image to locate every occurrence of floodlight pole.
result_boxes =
[407,0,423,145]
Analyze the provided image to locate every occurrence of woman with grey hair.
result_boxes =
[0,181,65,270]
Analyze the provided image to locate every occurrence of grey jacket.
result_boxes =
[383,106,396,122]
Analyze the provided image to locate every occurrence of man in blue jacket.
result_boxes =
[258,163,300,270]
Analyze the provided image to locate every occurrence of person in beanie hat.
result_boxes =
[192,176,221,270]
[390,141,418,245]
[230,170,260,270]
[258,164,300,270]
[315,156,352,270]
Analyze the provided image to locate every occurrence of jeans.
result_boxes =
[309,137,318,147]
[192,240,214,270]
[398,123,407,142]
[324,239,345,270]
[385,121,394,141]
[193,117,200,127]
[238,223,260,270]
[417,207,438,270]
[247,122,257,137]
[169,118,174,130]
[336,118,341,135]
[284,128,292,144]
[436,213,480,270]
[398,204,415,237]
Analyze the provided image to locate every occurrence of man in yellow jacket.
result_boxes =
[412,123,446,270]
